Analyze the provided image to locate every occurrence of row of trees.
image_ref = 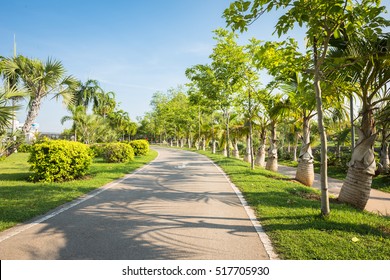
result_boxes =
[139,0,389,215]
[60,79,137,144]
[224,0,390,214]
[0,55,137,151]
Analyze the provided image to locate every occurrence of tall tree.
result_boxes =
[74,79,103,109]
[336,34,390,209]
[1,55,77,136]
[93,91,116,119]
[60,105,86,141]
[279,72,317,186]
[224,0,389,215]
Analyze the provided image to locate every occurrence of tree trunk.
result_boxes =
[339,123,377,210]
[244,134,251,163]
[313,37,330,216]
[211,121,216,154]
[248,91,254,169]
[232,139,240,158]
[255,129,266,167]
[350,94,355,150]
[212,139,216,154]
[379,142,389,174]
[295,116,314,186]
[226,111,230,158]
[379,129,389,174]
[339,167,373,210]
[339,98,377,210]
[255,145,266,167]
[22,95,43,136]
[266,121,278,172]
[293,133,299,162]
[222,143,227,157]
[265,140,278,172]
[202,138,206,151]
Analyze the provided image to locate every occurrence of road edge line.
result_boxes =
[0,150,160,244]
[209,159,279,260]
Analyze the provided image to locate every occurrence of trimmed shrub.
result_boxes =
[28,140,93,183]
[129,139,150,156]
[103,143,134,163]
[89,143,107,158]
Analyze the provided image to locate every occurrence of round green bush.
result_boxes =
[89,143,107,158]
[28,140,93,183]
[103,143,134,163]
[129,139,150,156]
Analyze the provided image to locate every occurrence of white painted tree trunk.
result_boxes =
[295,117,314,186]
[232,140,240,158]
[339,127,377,210]
[266,122,278,172]
[244,135,252,163]
[255,130,266,167]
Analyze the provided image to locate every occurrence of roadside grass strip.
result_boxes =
[197,150,390,260]
[0,150,158,233]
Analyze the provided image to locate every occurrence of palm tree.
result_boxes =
[74,79,103,109]
[60,105,86,141]
[279,73,317,186]
[93,91,116,119]
[336,34,390,209]
[253,112,268,167]
[80,114,107,144]
[1,55,77,137]
[0,90,21,133]
[106,109,139,142]
[262,92,284,172]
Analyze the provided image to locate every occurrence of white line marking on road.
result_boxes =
[0,151,160,244]
[209,158,279,260]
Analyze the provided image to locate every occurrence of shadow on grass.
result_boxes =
[0,172,31,181]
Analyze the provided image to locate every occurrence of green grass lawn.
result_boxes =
[0,150,158,232]
[1,147,389,259]
[198,150,390,259]
[278,159,390,193]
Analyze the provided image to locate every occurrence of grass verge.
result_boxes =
[0,150,158,232]
[197,150,390,259]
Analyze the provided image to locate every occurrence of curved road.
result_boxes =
[0,147,270,260]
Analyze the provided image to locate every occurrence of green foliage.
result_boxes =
[129,139,150,156]
[197,149,390,259]
[103,142,134,163]
[1,55,78,134]
[28,140,92,182]
[0,89,23,132]
[0,150,158,232]
[89,143,107,157]
[17,143,32,153]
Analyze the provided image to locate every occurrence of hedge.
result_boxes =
[129,139,149,156]
[28,140,93,183]
[89,143,107,158]
[103,143,134,163]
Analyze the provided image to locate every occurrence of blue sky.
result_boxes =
[0,0,388,132]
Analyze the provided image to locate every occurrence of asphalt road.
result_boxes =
[0,147,270,260]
